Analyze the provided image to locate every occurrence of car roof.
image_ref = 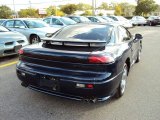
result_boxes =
[65,22,119,28]
[46,16,62,18]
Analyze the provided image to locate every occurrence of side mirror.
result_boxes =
[135,34,143,39]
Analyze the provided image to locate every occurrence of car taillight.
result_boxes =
[18,49,24,55]
[88,55,114,63]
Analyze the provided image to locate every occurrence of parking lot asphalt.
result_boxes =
[0,26,160,120]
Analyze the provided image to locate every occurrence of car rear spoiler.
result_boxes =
[42,38,107,47]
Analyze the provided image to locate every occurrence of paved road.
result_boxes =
[0,26,160,120]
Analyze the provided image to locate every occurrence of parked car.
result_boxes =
[0,26,28,57]
[101,16,115,22]
[0,19,7,25]
[130,16,147,26]
[147,16,160,26]
[43,16,77,28]
[67,16,91,23]
[87,16,107,23]
[2,19,59,44]
[16,23,143,102]
[108,16,133,28]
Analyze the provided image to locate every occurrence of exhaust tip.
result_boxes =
[83,98,97,103]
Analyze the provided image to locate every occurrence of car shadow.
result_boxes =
[25,89,118,117]
[0,55,18,64]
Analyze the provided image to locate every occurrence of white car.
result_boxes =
[43,16,77,28]
[130,16,147,26]
[108,16,133,28]
[0,26,28,57]
[2,19,60,44]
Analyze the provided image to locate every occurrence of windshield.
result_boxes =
[0,26,9,32]
[0,20,5,25]
[137,16,146,20]
[102,16,114,22]
[96,16,107,22]
[79,16,91,22]
[60,17,77,25]
[53,25,113,41]
[24,20,49,28]
[117,16,128,21]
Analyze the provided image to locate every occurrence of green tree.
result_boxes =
[135,0,158,16]
[0,5,12,18]
[46,6,56,16]
[61,4,77,15]
[77,3,92,10]
[114,5,122,16]
[81,10,92,16]
[98,13,103,16]
[18,8,39,18]
[119,3,136,16]
[99,2,109,10]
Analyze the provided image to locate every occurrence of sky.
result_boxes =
[0,0,160,11]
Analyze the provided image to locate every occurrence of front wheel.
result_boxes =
[114,64,128,98]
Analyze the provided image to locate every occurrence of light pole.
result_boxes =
[13,0,16,18]
[29,0,31,8]
[95,0,96,15]
[92,0,95,15]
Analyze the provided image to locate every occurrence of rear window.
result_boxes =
[53,25,113,41]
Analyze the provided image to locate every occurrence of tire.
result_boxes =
[114,64,128,98]
[149,22,152,26]
[135,50,141,63]
[30,35,40,44]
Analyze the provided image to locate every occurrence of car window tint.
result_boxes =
[88,17,98,22]
[52,18,63,25]
[4,20,14,28]
[72,17,80,23]
[43,18,51,24]
[15,20,25,28]
[54,25,113,41]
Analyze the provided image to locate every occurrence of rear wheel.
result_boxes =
[135,50,141,63]
[30,35,40,44]
[149,22,152,26]
[114,64,128,98]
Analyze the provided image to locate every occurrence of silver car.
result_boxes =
[87,16,108,23]
[43,16,77,28]
[0,26,28,57]
[108,16,133,28]
[130,16,147,26]
[2,19,59,44]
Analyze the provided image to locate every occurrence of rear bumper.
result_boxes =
[0,42,28,57]
[29,85,111,102]
[16,66,122,102]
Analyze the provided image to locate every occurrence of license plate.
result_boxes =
[39,79,55,87]
[14,45,22,53]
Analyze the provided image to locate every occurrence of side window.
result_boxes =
[15,20,25,28]
[43,18,51,24]
[94,18,99,22]
[4,20,14,28]
[118,26,131,42]
[72,17,80,23]
[52,18,63,25]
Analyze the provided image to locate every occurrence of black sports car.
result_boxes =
[147,16,160,26]
[16,23,143,102]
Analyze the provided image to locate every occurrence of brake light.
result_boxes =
[89,55,114,63]
[18,49,24,55]
[86,84,94,88]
